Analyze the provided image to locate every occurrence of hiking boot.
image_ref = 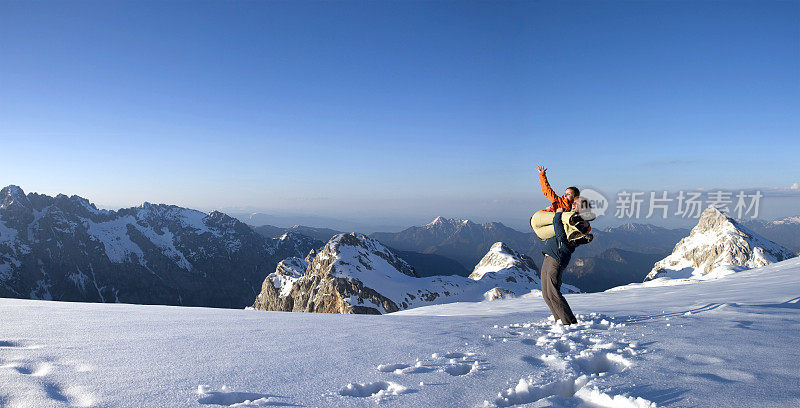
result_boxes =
[570,233,593,246]
[569,213,584,225]
[575,220,591,234]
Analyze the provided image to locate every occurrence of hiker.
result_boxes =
[536,165,579,213]
[530,166,594,241]
[540,207,591,325]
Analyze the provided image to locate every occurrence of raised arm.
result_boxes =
[538,167,559,203]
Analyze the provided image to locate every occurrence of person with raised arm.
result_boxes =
[539,207,587,325]
[530,166,594,242]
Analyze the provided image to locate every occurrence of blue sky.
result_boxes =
[1,1,798,230]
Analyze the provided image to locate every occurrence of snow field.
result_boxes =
[0,340,96,408]
[1,258,799,407]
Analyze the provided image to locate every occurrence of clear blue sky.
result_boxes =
[1,1,798,228]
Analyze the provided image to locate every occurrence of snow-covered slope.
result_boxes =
[3,256,799,407]
[644,206,795,282]
[469,242,539,280]
[251,236,552,314]
[0,185,319,308]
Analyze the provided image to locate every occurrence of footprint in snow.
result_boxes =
[677,353,726,365]
[0,341,96,407]
[377,363,410,372]
[42,382,96,407]
[431,351,485,376]
[378,361,436,374]
[338,381,413,400]
[443,361,479,376]
[10,361,53,376]
[0,340,43,350]
[196,385,296,407]
[484,315,654,407]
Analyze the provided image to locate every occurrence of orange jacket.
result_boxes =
[539,171,573,212]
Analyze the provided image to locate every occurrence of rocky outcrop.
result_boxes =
[252,233,419,314]
[645,207,796,281]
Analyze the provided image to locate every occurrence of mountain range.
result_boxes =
[0,185,318,308]
[3,185,798,311]
[255,217,693,292]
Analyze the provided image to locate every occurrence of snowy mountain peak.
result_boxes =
[773,216,800,225]
[645,206,796,281]
[468,242,538,281]
[1,185,30,210]
[604,223,661,233]
[322,233,419,279]
[426,216,470,228]
[693,206,734,233]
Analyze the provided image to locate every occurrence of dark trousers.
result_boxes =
[540,254,577,325]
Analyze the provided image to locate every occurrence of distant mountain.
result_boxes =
[743,217,800,254]
[368,217,694,290]
[645,207,796,281]
[250,236,551,314]
[231,212,403,234]
[563,248,666,292]
[0,185,317,308]
[252,224,342,243]
[572,223,690,258]
[252,224,467,277]
[370,217,542,270]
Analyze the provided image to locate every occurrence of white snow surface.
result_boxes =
[2,258,799,407]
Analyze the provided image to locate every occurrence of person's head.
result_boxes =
[571,196,590,212]
[564,186,580,201]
